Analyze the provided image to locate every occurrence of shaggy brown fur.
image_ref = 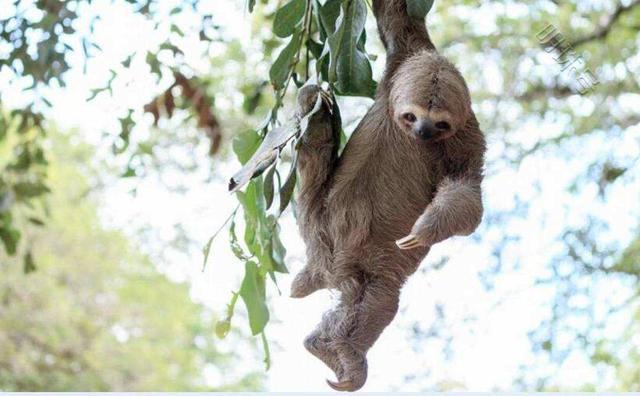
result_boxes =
[291,0,486,391]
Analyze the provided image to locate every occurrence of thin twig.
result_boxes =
[201,204,239,271]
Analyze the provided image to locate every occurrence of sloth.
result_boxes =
[291,0,486,391]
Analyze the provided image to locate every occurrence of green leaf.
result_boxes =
[306,38,324,59]
[269,218,288,273]
[269,33,302,90]
[263,162,278,210]
[327,0,376,97]
[217,292,239,339]
[13,182,50,199]
[237,180,264,250]
[170,24,184,36]
[406,0,435,19]
[239,261,269,335]
[202,235,214,270]
[23,250,36,274]
[319,0,343,34]
[215,320,231,339]
[273,0,307,38]
[279,152,298,214]
[28,217,45,226]
[229,215,250,261]
[331,93,345,151]
[248,0,256,12]
[121,166,136,178]
[232,130,261,165]
[0,227,20,255]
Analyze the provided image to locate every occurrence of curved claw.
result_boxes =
[320,90,333,108]
[396,234,422,250]
[326,379,356,392]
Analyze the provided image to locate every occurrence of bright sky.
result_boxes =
[3,0,640,391]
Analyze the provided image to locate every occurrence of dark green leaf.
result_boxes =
[0,227,20,255]
[273,0,307,38]
[23,250,36,273]
[406,0,435,19]
[269,33,302,90]
[306,38,324,59]
[269,218,288,273]
[13,182,50,199]
[327,0,376,97]
[28,217,45,226]
[121,166,136,178]
[263,163,277,210]
[279,152,298,214]
[330,93,346,152]
[319,0,343,34]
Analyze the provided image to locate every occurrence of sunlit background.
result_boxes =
[1,0,639,391]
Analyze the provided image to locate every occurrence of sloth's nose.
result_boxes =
[413,119,438,140]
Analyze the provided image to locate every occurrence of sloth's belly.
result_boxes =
[324,166,432,272]
[326,147,436,248]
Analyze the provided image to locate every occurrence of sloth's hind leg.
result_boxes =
[327,273,402,392]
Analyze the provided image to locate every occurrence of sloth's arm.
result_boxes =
[373,0,435,70]
[397,115,485,249]
[397,174,483,249]
[296,86,339,213]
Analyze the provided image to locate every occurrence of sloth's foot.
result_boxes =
[327,343,368,392]
[303,331,343,378]
[290,267,325,298]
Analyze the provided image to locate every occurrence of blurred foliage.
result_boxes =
[0,110,48,272]
[0,132,262,391]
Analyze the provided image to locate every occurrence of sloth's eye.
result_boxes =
[402,112,417,123]
[435,121,451,130]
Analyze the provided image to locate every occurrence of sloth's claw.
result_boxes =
[328,346,368,392]
[326,379,355,392]
[319,90,333,107]
[396,234,422,249]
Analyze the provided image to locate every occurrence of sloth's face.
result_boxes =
[390,51,471,142]
[393,104,456,142]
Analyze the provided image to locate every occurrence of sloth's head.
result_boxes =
[390,51,471,142]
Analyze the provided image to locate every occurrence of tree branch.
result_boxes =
[570,0,640,47]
